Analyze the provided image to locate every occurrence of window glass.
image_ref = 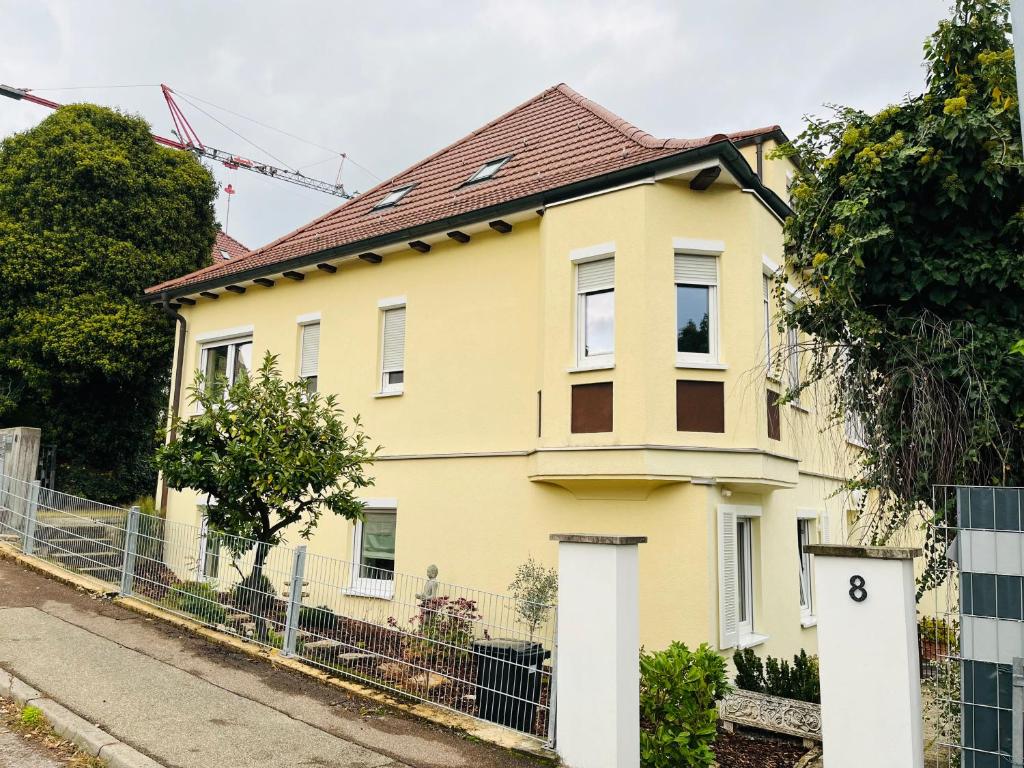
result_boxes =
[233,340,252,382]
[584,289,615,357]
[677,285,711,354]
[359,510,396,581]
[737,519,753,627]
[204,344,229,385]
[798,520,812,614]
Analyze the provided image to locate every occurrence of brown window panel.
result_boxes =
[676,380,725,433]
[767,390,781,441]
[571,382,613,433]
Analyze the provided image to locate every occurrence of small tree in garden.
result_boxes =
[508,557,558,641]
[156,352,377,608]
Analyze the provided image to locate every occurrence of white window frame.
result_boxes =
[736,517,755,638]
[763,272,774,374]
[196,333,253,411]
[347,499,397,599]
[465,155,511,184]
[196,505,221,583]
[378,297,406,395]
[797,508,826,627]
[674,239,723,367]
[297,313,321,394]
[786,298,801,402]
[571,244,616,369]
[373,184,414,210]
[797,517,813,623]
[718,504,767,649]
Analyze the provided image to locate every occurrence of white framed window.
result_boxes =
[379,304,406,394]
[675,253,719,365]
[197,511,221,582]
[763,273,773,372]
[718,504,766,649]
[575,256,615,367]
[786,299,800,401]
[349,504,397,598]
[198,335,252,399]
[298,320,320,394]
[797,518,813,621]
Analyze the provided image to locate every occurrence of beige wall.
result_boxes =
[164,157,861,657]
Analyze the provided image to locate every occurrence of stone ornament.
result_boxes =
[415,564,439,601]
[718,690,822,742]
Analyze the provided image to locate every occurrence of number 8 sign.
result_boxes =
[849,575,867,602]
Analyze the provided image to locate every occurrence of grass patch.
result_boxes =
[1,696,107,767]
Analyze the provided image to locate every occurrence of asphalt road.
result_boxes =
[0,718,65,768]
[0,557,550,768]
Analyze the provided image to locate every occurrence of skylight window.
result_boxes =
[373,184,414,210]
[465,155,511,185]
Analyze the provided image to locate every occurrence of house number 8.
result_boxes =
[849,575,867,603]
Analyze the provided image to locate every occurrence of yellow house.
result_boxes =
[147,84,861,658]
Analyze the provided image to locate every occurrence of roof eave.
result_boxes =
[146,141,791,301]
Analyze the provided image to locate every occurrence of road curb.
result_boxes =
[0,666,165,768]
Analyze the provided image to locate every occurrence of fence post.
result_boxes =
[21,480,40,555]
[119,505,140,597]
[805,544,923,768]
[550,533,646,768]
[282,545,307,657]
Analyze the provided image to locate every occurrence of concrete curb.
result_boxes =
[0,666,164,768]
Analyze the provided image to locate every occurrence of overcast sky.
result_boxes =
[2,0,949,251]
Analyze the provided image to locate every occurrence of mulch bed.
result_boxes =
[713,726,811,768]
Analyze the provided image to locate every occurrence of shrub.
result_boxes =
[231,571,277,616]
[298,604,341,634]
[732,648,820,704]
[166,581,227,625]
[405,596,481,662]
[640,642,730,768]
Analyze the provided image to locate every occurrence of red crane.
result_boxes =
[0,82,353,198]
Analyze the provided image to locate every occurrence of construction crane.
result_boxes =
[0,82,353,198]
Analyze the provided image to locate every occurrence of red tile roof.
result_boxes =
[149,84,779,295]
[213,230,249,261]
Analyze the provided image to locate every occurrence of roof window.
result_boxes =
[373,184,414,210]
[464,155,511,185]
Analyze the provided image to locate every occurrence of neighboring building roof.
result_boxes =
[213,230,249,261]
[148,83,784,296]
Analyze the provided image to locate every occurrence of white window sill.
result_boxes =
[342,586,394,600]
[374,390,403,399]
[790,402,810,413]
[800,615,818,629]
[766,374,781,384]
[675,360,728,371]
[567,362,615,373]
[846,439,867,449]
[737,632,770,650]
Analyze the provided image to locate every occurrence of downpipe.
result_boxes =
[157,292,187,513]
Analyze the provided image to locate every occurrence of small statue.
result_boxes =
[416,564,439,601]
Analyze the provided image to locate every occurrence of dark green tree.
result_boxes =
[156,353,377,605]
[0,104,217,501]
[772,0,1024,576]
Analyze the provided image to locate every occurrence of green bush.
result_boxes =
[166,581,226,625]
[640,642,730,768]
[732,648,820,704]
[298,604,341,634]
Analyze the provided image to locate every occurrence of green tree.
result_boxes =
[156,353,377,604]
[773,0,1024,577]
[0,104,217,501]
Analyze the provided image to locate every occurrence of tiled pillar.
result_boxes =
[550,533,646,768]
[956,486,1024,764]
[805,544,924,768]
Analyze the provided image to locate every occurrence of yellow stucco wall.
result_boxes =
[163,154,861,659]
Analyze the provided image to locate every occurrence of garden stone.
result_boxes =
[409,672,448,690]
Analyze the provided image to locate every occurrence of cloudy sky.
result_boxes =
[2,0,948,251]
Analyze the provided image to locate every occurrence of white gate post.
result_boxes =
[550,533,646,768]
[805,544,923,768]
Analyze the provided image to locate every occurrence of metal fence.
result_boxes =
[0,473,557,744]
